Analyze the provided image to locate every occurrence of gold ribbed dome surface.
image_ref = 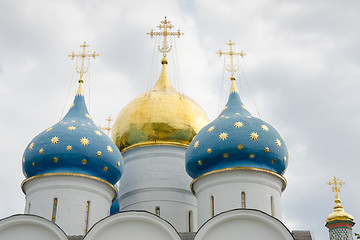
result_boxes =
[326,195,354,223]
[112,59,209,152]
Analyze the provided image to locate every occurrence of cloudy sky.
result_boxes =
[1,0,360,239]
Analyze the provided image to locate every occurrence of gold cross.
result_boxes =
[99,116,113,136]
[217,40,246,79]
[147,16,184,58]
[328,176,345,197]
[68,41,99,83]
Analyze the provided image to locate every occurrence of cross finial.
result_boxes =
[68,41,99,83]
[147,16,184,59]
[328,176,345,197]
[99,116,113,136]
[217,40,247,80]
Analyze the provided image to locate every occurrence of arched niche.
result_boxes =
[0,214,68,240]
[195,209,294,240]
[84,210,181,240]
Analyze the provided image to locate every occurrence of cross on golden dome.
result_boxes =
[147,16,184,58]
[217,40,246,79]
[328,176,345,197]
[68,41,99,83]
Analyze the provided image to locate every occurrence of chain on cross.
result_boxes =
[147,16,184,58]
[217,40,247,79]
[68,41,99,83]
[328,176,345,197]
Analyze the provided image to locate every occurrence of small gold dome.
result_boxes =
[112,59,209,152]
[326,195,354,223]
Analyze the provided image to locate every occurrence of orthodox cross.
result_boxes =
[68,41,99,83]
[147,16,184,58]
[328,176,345,197]
[100,116,113,136]
[217,40,246,79]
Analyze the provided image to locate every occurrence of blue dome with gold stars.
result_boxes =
[22,83,123,185]
[185,79,288,179]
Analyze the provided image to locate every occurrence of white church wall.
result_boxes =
[22,174,117,236]
[84,211,181,240]
[119,145,197,232]
[193,169,284,226]
[0,215,68,240]
[194,209,294,240]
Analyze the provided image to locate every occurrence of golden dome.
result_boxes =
[326,195,354,223]
[112,59,209,152]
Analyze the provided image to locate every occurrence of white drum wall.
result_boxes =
[22,174,117,236]
[119,145,197,232]
[193,169,285,227]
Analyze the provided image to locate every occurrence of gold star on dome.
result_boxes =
[39,148,44,154]
[51,136,59,144]
[117,161,121,167]
[241,105,248,111]
[249,154,255,159]
[276,139,281,147]
[264,147,270,154]
[261,125,269,131]
[247,116,252,118]
[81,124,85,126]
[32,162,37,167]
[71,120,76,123]
[107,146,113,153]
[85,113,92,119]
[46,127,52,132]
[53,157,59,163]
[283,157,286,162]
[87,123,91,125]
[250,132,259,141]
[68,126,76,131]
[66,145,72,151]
[103,166,108,172]
[22,157,25,163]
[235,113,240,115]
[29,142,34,150]
[207,126,215,132]
[207,148,212,153]
[198,160,203,165]
[219,132,228,141]
[225,116,229,119]
[80,137,89,146]
[238,144,243,150]
[82,159,87,165]
[223,153,229,158]
[194,141,199,148]
[70,103,74,109]
[97,151,102,157]
[272,159,276,163]
[94,130,102,136]
[234,121,244,128]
